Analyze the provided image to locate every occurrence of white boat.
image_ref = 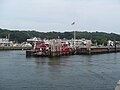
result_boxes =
[115,80,120,90]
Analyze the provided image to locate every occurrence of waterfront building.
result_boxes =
[0,38,13,46]
[107,40,114,46]
[68,38,92,48]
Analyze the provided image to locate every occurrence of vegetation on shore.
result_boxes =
[0,28,120,45]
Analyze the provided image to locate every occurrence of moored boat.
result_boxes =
[115,80,120,90]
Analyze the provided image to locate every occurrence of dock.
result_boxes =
[26,46,120,57]
[76,47,120,55]
[26,38,120,57]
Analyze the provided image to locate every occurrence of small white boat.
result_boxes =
[115,80,120,90]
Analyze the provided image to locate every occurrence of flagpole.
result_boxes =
[71,22,76,49]
[74,30,76,48]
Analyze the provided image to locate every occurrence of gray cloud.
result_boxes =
[0,0,120,33]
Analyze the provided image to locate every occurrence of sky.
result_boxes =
[0,0,120,33]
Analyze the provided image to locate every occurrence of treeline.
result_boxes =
[0,28,120,45]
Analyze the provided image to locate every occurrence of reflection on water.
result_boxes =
[84,55,93,66]
[35,57,48,65]
[0,51,120,90]
[33,56,70,66]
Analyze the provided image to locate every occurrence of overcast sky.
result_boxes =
[0,0,120,33]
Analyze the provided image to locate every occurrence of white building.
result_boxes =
[0,38,13,46]
[107,40,114,46]
[68,38,92,48]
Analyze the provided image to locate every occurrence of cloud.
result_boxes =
[0,0,120,33]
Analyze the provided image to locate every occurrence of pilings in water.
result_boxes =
[50,39,61,57]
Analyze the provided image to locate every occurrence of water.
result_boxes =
[0,51,120,90]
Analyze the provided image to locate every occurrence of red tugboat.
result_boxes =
[33,41,49,56]
[26,38,74,57]
[61,41,72,55]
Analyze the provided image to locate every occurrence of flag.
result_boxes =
[71,22,75,25]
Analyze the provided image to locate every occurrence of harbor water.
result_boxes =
[0,51,120,90]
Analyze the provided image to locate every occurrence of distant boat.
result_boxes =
[115,80,120,90]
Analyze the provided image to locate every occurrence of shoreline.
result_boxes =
[0,46,32,50]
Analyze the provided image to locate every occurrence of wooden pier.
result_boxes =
[76,47,120,55]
